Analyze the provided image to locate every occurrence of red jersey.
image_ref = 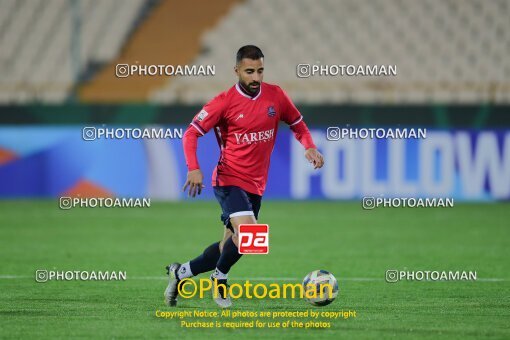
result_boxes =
[183,82,315,195]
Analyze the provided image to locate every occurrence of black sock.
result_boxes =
[216,237,243,275]
[189,241,221,276]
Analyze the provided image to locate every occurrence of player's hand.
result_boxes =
[304,148,324,169]
[182,169,205,197]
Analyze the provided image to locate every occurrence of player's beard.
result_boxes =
[240,81,260,96]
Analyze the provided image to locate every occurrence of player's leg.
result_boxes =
[219,227,233,252]
[165,217,231,307]
[164,198,237,306]
[216,191,261,274]
[174,217,233,280]
[210,187,262,307]
[229,194,261,247]
[164,238,223,306]
[215,215,255,274]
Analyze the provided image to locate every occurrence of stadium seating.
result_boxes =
[151,0,510,104]
[0,0,147,103]
[77,0,239,102]
[0,0,508,103]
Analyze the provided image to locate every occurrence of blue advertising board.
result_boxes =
[0,126,508,200]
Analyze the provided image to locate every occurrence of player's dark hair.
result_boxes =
[236,45,264,64]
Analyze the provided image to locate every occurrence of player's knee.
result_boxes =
[230,227,239,247]
[219,238,229,253]
[220,229,233,253]
[230,215,257,228]
[232,233,239,247]
[230,215,257,248]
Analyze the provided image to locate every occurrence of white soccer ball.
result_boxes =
[302,270,339,306]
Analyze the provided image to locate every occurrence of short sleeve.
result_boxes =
[278,87,303,127]
[189,92,227,135]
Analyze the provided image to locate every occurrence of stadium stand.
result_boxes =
[0,0,508,103]
[0,0,148,103]
[78,0,240,102]
[151,0,510,104]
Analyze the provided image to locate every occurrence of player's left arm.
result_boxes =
[279,88,324,169]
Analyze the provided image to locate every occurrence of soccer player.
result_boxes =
[165,45,324,308]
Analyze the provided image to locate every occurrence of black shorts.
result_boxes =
[213,185,262,232]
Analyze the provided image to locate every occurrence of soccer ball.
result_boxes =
[302,270,339,306]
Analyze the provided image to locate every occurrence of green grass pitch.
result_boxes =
[0,201,509,339]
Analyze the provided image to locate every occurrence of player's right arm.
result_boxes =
[182,128,204,197]
[182,93,227,197]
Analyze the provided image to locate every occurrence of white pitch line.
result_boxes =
[0,275,32,279]
[0,275,507,282]
[476,278,507,282]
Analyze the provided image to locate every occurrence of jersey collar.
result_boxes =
[235,82,262,101]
